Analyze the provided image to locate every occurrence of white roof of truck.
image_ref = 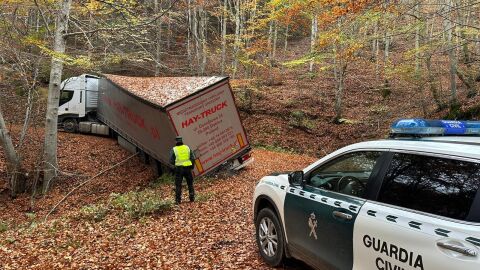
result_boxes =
[61,74,99,91]
[105,74,226,107]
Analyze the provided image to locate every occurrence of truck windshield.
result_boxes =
[59,90,74,106]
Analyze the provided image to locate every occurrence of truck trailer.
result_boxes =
[58,74,253,177]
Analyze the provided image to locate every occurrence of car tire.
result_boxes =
[63,119,78,133]
[255,207,285,267]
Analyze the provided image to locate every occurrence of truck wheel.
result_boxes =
[255,208,285,267]
[63,119,78,133]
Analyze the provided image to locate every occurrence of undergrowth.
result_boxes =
[0,221,8,233]
[110,190,173,219]
[289,110,316,131]
[78,189,173,222]
[80,204,109,222]
[149,173,175,188]
[254,144,297,154]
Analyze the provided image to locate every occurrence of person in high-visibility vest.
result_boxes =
[169,136,196,204]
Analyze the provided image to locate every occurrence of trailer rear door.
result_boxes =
[167,80,249,177]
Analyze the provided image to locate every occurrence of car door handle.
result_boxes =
[332,211,352,220]
[437,242,478,257]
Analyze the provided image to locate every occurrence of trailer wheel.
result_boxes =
[63,119,78,133]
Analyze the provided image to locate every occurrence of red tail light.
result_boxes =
[241,153,251,162]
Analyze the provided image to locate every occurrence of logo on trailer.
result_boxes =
[181,101,228,128]
[308,212,318,240]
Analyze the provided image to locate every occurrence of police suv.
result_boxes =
[253,119,480,270]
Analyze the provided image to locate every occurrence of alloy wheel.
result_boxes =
[258,216,278,257]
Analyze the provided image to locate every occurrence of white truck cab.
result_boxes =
[58,74,106,134]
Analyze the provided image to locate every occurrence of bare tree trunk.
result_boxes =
[199,6,207,75]
[424,12,444,110]
[457,0,476,97]
[193,6,200,74]
[167,0,171,50]
[154,0,162,76]
[0,103,23,197]
[239,3,245,49]
[383,26,391,92]
[414,0,427,116]
[284,24,289,53]
[272,21,278,60]
[414,1,421,74]
[477,33,480,58]
[333,60,346,122]
[232,0,241,79]
[459,0,471,64]
[444,0,458,108]
[244,0,257,79]
[309,15,318,72]
[384,33,390,68]
[221,0,227,75]
[333,27,346,123]
[36,9,41,32]
[42,0,72,194]
[187,0,192,66]
[373,20,379,82]
[426,55,443,110]
[268,20,273,58]
[245,0,256,50]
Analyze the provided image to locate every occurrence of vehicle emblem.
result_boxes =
[308,212,318,240]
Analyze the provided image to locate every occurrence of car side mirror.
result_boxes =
[288,171,305,187]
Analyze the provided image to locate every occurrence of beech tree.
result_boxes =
[42,0,73,194]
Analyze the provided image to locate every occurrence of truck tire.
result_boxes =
[255,207,285,267]
[63,119,78,133]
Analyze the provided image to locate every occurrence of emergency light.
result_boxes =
[390,119,480,136]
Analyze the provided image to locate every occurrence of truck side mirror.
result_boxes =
[288,171,304,187]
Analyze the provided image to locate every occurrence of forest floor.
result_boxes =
[0,131,315,269]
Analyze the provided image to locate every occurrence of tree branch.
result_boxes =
[44,152,138,222]
[64,0,179,37]
[33,0,52,36]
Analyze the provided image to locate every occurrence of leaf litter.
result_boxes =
[0,129,316,269]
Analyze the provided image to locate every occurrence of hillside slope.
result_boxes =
[0,130,315,269]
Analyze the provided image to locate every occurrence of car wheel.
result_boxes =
[255,207,285,267]
[63,119,78,133]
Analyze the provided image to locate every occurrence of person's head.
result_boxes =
[175,136,183,146]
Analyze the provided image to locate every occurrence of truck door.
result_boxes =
[59,90,75,113]
[284,151,384,270]
[354,153,480,270]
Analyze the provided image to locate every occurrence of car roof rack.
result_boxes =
[389,119,480,138]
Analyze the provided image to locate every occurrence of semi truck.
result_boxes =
[58,74,253,177]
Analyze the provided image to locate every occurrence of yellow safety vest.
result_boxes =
[173,145,193,167]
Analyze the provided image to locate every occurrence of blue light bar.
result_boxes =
[391,119,480,136]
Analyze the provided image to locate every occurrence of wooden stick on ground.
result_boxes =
[44,152,138,222]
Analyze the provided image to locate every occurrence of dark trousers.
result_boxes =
[174,166,194,203]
